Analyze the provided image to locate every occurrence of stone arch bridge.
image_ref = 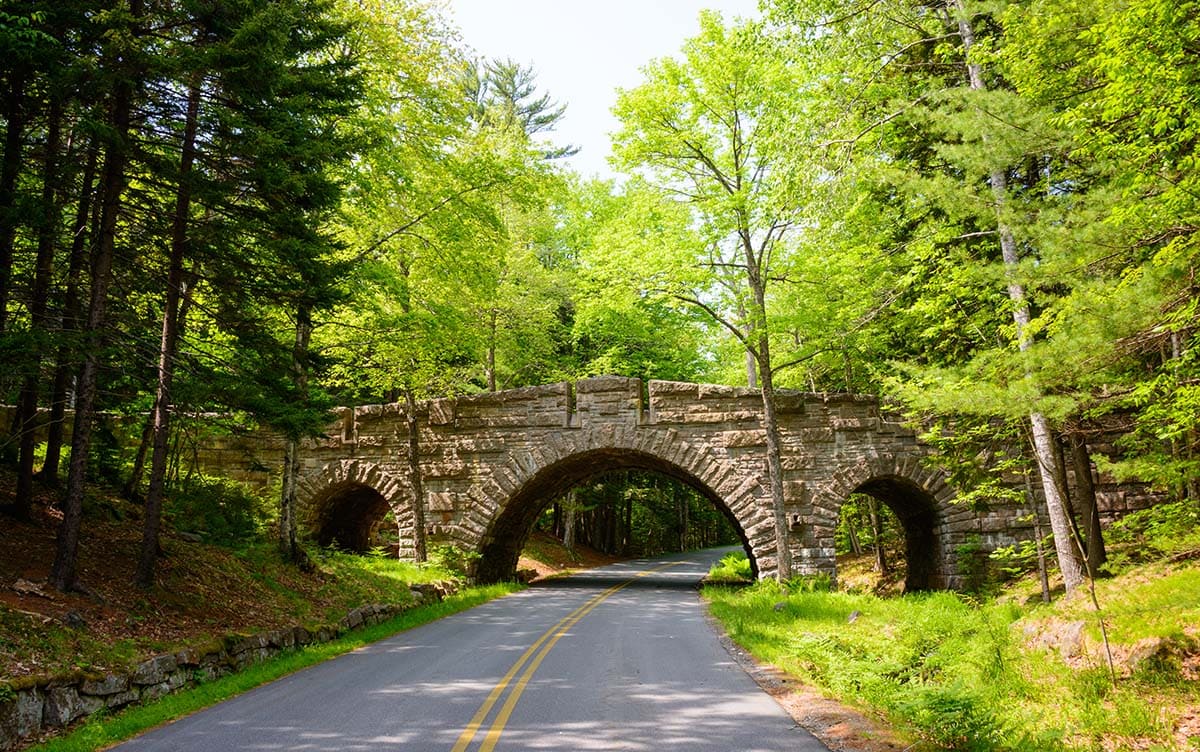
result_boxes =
[190,376,1050,590]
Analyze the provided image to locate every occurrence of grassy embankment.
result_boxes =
[702,508,1200,752]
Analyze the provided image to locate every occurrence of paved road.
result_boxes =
[116,548,829,751]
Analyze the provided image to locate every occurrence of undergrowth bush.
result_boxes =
[429,544,480,578]
[704,580,1063,750]
[707,551,753,581]
[165,475,272,545]
[1106,500,1200,563]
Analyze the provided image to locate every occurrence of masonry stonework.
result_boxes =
[188,376,1022,589]
[5,377,1158,589]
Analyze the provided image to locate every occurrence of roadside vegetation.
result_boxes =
[3,0,1200,748]
[24,583,518,752]
[705,504,1200,752]
[0,470,489,683]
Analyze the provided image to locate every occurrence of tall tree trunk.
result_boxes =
[563,489,576,552]
[623,494,632,556]
[740,223,792,580]
[607,494,618,554]
[11,97,62,518]
[404,388,427,562]
[1070,433,1107,573]
[0,71,26,333]
[757,347,793,579]
[136,81,201,588]
[41,139,100,484]
[123,416,154,501]
[278,304,312,564]
[745,347,757,389]
[486,308,497,392]
[955,3,1085,592]
[867,496,888,575]
[51,0,144,592]
[845,506,863,556]
[1023,471,1052,603]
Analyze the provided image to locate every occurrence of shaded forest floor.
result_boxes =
[516,529,626,580]
[0,471,456,681]
[0,472,626,683]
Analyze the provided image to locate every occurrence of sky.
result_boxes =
[445,0,761,179]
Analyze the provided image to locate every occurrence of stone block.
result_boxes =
[0,688,42,749]
[228,634,268,655]
[43,686,104,727]
[718,429,766,448]
[575,375,640,394]
[427,492,456,512]
[131,654,178,686]
[79,674,129,697]
[265,628,295,649]
[103,689,140,710]
[140,681,173,704]
[429,398,456,426]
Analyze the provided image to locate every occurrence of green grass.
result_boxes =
[27,583,521,752]
[1049,563,1200,644]
[0,542,461,680]
[704,553,1199,752]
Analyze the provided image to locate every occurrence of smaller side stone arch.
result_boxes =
[295,460,409,552]
[809,453,967,590]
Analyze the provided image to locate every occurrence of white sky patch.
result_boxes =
[445,0,761,179]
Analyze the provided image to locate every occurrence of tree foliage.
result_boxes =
[2,0,1197,594]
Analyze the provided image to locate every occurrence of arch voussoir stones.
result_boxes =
[294,459,409,553]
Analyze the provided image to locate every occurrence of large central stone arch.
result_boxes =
[465,426,776,583]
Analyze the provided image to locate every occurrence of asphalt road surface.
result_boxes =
[115,548,830,751]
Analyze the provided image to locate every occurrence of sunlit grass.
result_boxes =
[705,550,754,582]
[703,552,1199,751]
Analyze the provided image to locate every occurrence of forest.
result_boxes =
[0,0,1198,599]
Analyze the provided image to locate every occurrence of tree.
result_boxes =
[766,0,1104,590]
[1002,0,1200,506]
[461,57,579,160]
[51,0,146,592]
[613,12,800,579]
[951,0,1085,590]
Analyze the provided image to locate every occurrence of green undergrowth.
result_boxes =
[705,550,754,582]
[26,583,521,752]
[704,554,1199,751]
[0,535,459,680]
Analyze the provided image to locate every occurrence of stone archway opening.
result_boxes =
[311,482,392,553]
[839,475,941,592]
[474,448,757,584]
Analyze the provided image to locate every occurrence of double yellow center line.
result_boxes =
[450,562,682,752]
